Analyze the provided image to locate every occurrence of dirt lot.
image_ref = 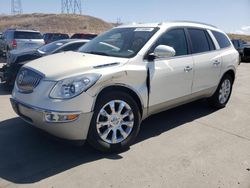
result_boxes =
[0,62,250,188]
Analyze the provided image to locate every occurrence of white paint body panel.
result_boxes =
[11,21,239,140]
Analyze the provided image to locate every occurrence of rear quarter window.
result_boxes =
[212,31,231,49]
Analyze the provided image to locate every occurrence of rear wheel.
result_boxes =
[207,74,233,108]
[87,91,141,153]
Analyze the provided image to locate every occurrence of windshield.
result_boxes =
[78,27,159,58]
[38,40,69,53]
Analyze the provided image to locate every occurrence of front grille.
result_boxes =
[16,68,43,93]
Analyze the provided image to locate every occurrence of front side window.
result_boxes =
[188,29,210,54]
[149,28,188,56]
[212,31,231,49]
[78,27,159,58]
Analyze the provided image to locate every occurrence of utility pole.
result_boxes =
[11,0,23,15]
[61,0,82,15]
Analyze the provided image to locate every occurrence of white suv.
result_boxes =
[11,22,239,152]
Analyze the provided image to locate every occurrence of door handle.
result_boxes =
[184,66,193,72]
[213,60,221,66]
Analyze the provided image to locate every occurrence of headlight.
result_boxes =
[49,73,101,99]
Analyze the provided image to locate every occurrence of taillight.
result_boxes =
[12,39,17,48]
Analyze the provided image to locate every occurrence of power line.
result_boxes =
[61,0,82,15]
[11,0,23,15]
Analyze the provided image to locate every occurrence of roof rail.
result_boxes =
[169,20,217,28]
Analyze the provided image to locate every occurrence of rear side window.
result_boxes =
[212,31,231,49]
[205,31,215,51]
[188,29,210,54]
[14,31,42,39]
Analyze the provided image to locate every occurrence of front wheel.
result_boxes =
[87,91,141,153]
[207,74,233,108]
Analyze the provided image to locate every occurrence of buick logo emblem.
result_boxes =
[18,70,26,85]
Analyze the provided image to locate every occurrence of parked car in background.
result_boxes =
[0,32,4,56]
[43,33,70,44]
[231,39,244,62]
[0,29,44,56]
[0,39,89,86]
[243,42,250,61]
[10,21,239,152]
[71,33,97,39]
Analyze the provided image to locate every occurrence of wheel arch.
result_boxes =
[222,69,235,83]
[93,85,144,117]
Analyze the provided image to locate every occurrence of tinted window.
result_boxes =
[52,34,69,40]
[14,31,42,39]
[212,31,231,49]
[205,31,215,51]
[151,29,188,56]
[188,29,210,54]
[71,34,97,39]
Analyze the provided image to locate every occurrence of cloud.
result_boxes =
[241,26,250,31]
[234,30,245,35]
[233,26,250,35]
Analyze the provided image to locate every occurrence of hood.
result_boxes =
[24,51,128,80]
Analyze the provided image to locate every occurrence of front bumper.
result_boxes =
[10,98,93,141]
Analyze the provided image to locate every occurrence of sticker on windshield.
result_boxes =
[134,28,154,32]
[56,43,63,46]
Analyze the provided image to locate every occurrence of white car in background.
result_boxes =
[11,21,239,152]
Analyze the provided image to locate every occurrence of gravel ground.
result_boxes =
[0,62,250,188]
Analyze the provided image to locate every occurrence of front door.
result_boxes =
[146,28,194,113]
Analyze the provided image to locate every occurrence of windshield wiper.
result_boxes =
[86,51,110,56]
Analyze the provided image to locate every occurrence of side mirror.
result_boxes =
[151,45,176,59]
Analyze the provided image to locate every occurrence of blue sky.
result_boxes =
[0,0,250,34]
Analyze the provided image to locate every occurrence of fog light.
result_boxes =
[44,112,80,123]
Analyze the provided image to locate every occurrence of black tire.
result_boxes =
[87,91,141,153]
[207,74,233,108]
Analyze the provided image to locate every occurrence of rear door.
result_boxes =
[187,28,222,93]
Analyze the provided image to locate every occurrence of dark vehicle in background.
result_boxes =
[71,33,97,39]
[0,32,4,56]
[231,39,244,62]
[43,33,70,44]
[0,39,89,87]
[0,29,44,56]
[232,39,250,62]
[243,42,250,61]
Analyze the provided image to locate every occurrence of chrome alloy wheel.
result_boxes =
[219,79,231,104]
[96,100,134,144]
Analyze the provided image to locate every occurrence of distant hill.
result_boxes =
[0,13,113,35]
[228,34,250,42]
[0,14,249,42]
